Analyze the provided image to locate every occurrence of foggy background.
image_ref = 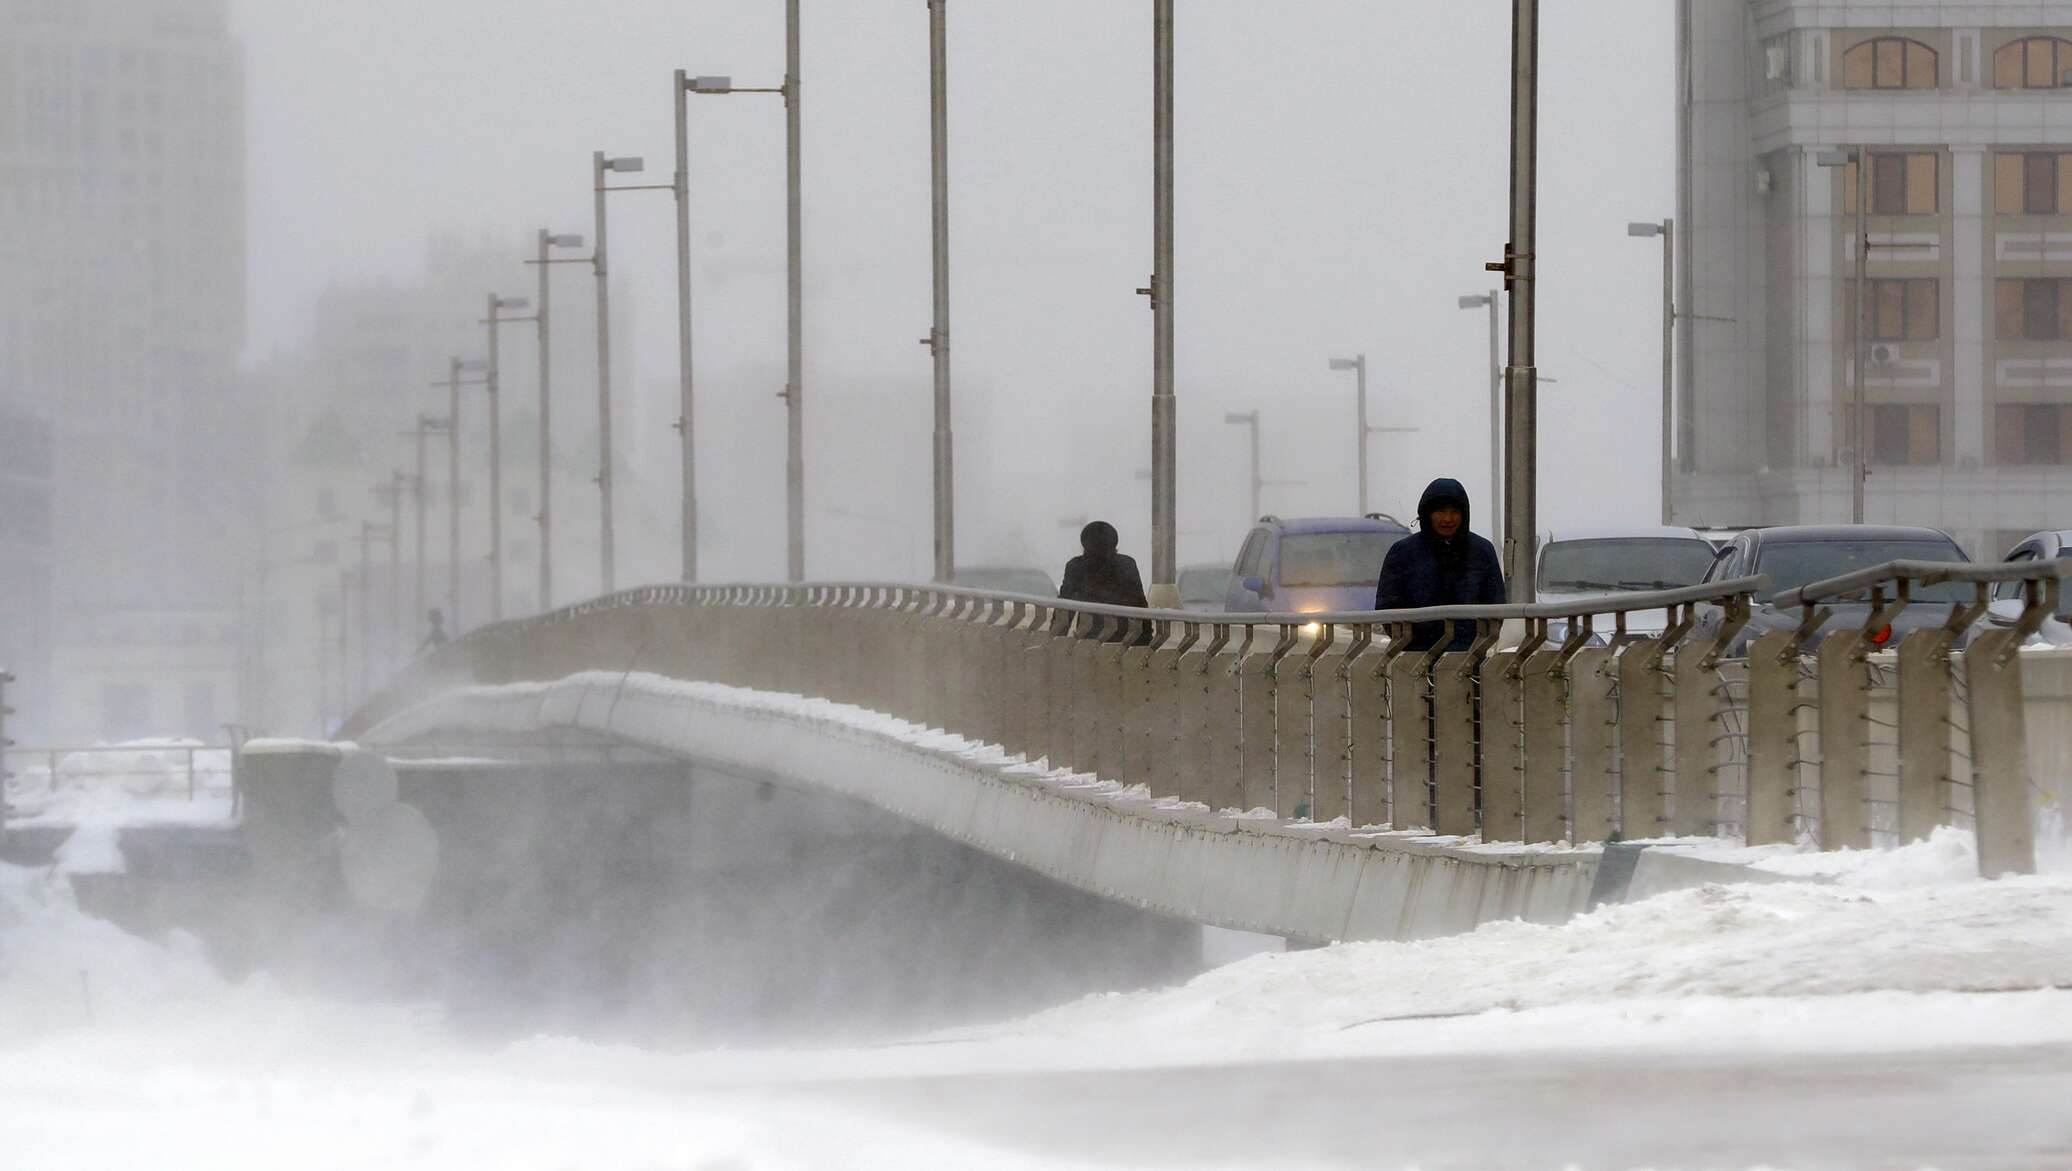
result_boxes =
[239,0,1673,573]
[4,0,1675,741]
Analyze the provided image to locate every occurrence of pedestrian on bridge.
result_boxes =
[419,608,449,652]
[1059,520,1148,641]
[1375,477,1506,652]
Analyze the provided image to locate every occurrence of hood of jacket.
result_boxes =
[1080,520,1120,559]
[1416,478,1471,540]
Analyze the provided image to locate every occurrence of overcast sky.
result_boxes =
[232,0,1676,581]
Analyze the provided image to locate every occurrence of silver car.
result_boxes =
[1537,526,1719,642]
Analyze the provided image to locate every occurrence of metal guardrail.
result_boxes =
[341,560,2047,877]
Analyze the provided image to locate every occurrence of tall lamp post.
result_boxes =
[921,0,955,583]
[1330,354,1418,516]
[1145,0,1177,602]
[686,63,806,581]
[672,70,700,583]
[402,414,450,633]
[1627,219,1676,525]
[523,229,587,611]
[1224,411,1261,525]
[592,153,668,594]
[1456,291,1502,546]
[1817,147,1869,524]
[1488,0,1542,597]
[483,294,533,621]
[435,358,488,631]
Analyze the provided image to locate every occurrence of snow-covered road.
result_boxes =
[4,829,2071,1169]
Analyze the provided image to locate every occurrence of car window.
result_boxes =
[1754,538,1971,603]
[1995,548,2037,602]
[1277,531,1406,587]
[1539,538,1717,593]
[1235,531,1268,579]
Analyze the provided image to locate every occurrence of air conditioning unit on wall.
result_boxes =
[1871,343,1895,365]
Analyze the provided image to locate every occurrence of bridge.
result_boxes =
[329,559,2071,945]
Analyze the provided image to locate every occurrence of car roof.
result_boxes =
[1542,525,1710,544]
[2004,530,2072,554]
[1751,524,1960,545]
[1259,515,1411,535]
[1178,561,1229,573]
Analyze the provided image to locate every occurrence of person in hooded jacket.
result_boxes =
[1375,477,1506,652]
[1058,520,1149,640]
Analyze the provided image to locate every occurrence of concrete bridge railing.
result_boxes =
[344,558,2070,878]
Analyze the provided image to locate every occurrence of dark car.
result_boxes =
[1693,525,1972,654]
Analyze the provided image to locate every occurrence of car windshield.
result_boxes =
[1539,537,1717,594]
[1177,566,1228,603]
[1277,531,1404,588]
[1755,539,1970,603]
[954,568,1056,597]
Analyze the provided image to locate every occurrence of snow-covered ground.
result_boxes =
[3,739,235,874]
[3,821,2070,1170]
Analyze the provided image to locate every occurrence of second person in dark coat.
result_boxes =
[1059,520,1148,640]
[1374,477,1507,652]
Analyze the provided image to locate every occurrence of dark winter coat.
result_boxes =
[1374,478,1507,652]
[1059,520,1148,640]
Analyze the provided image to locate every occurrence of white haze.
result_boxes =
[236,0,1674,584]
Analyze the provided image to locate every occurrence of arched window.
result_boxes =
[1994,36,2072,88]
[1842,37,1938,89]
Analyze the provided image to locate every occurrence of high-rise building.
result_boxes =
[0,0,249,738]
[1679,1,2072,556]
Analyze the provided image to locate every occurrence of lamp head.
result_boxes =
[1223,412,1255,425]
[1457,294,1491,309]
[546,233,586,248]
[1328,357,1361,372]
[494,296,531,311]
[689,75,733,93]
[605,156,646,173]
[1626,221,1664,238]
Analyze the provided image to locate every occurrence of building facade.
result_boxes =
[0,0,251,740]
[1679,0,2072,556]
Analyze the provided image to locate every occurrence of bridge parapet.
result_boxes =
[346,559,2072,877]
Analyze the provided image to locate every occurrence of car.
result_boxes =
[1176,562,1232,612]
[1693,524,1973,654]
[952,565,1057,598]
[1222,515,1412,620]
[1537,526,1719,642]
[1986,530,2072,646]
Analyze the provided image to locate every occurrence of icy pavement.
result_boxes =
[3,833,2071,1168]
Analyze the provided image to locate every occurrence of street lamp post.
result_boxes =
[1817,147,1869,524]
[1224,411,1261,525]
[1456,291,1502,549]
[404,414,450,633]
[1330,354,1418,517]
[1488,0,1542,597]
[524,230,587,611]
[1330,356,1370,514]
[687,57,805,581]
[672,69,699,584]
[1148,0,1177,600]
[921,0,955,583]
[435,358,488,632]
[1627,219,1676,525]
[484,295,533,621]
[593,153,666,594]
